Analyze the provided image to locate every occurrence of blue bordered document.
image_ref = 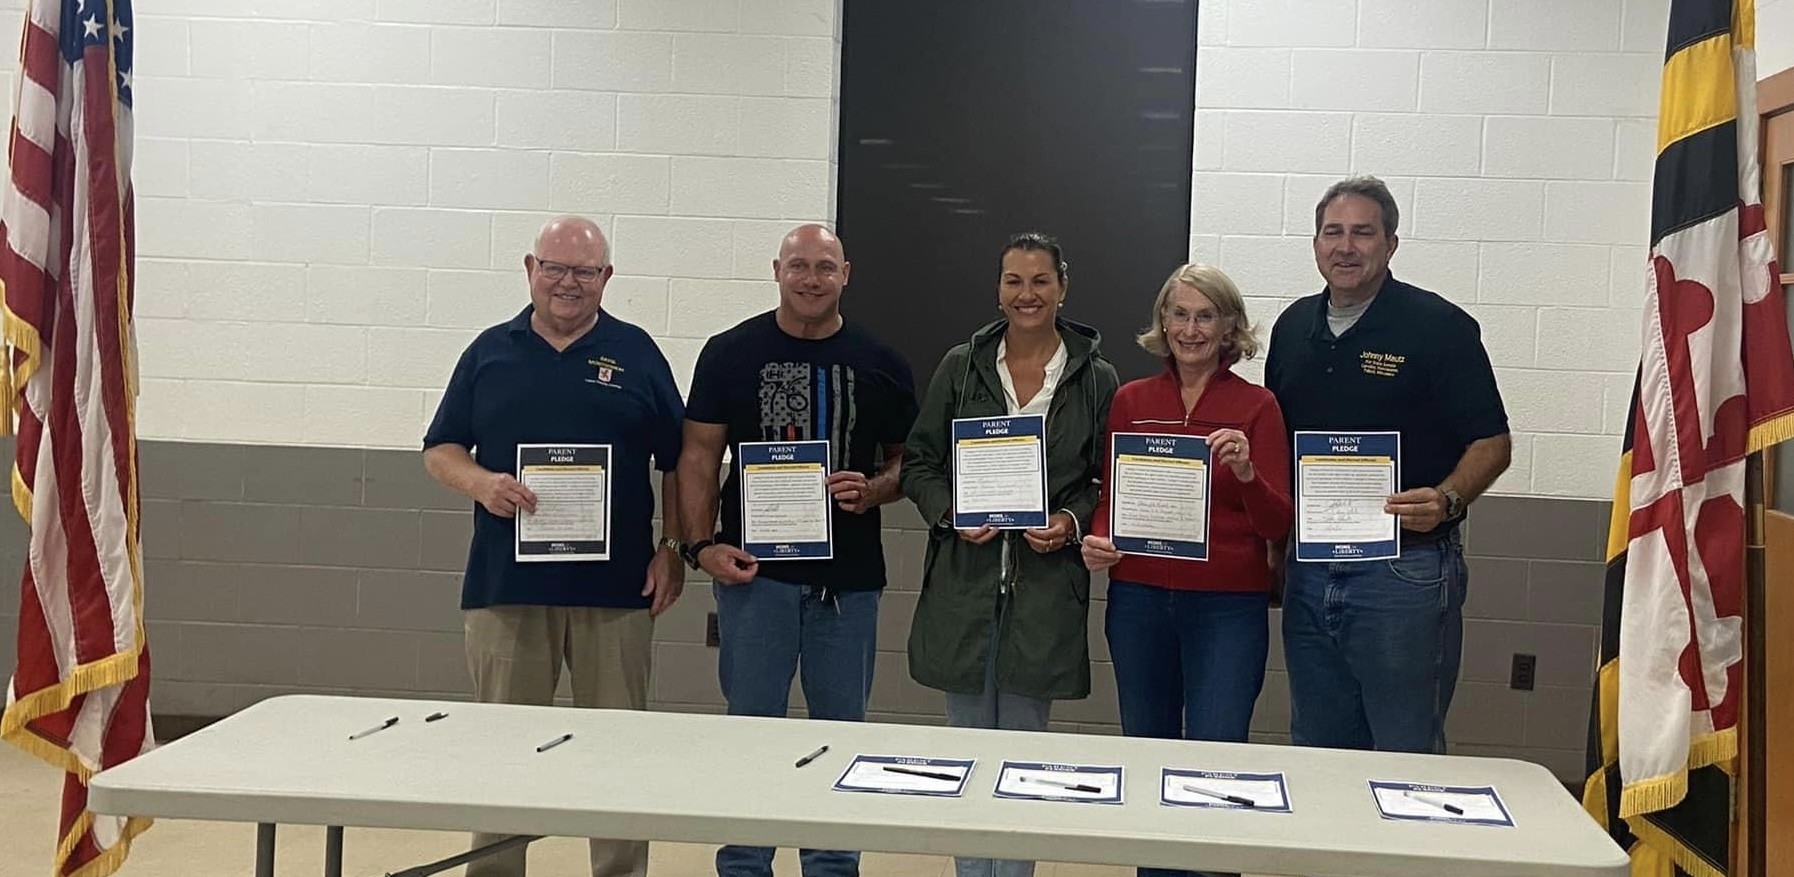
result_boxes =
[739,440,833,560]
[951,414,1049,529]
[515,444,610,563]
[832,755,975,797]
[1369,781,1513,827]
[1110,432,1211,561]
[994,761,1123,804]
[1293,431,1401,562]
[1160,769,1291,812]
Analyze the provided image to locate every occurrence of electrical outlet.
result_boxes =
[706,612,720,648]
[1510,653,1536,691]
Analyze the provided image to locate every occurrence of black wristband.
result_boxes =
[681,539,714,570]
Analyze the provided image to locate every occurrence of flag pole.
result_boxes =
[1744,447,1767,877]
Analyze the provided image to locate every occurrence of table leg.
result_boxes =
[256,824,276,877]
[324,825,344,877]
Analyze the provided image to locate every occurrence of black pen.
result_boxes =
[348,716,399,740]
[881,765,962,782]
[536,733,573,753]
[1401,789,1465,815]
[1020,775,1102,794]
[1178,783,1257,807]
[424,712,449,722]
[795,745,829,768]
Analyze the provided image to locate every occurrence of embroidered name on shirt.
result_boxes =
[1359,351,1404,378]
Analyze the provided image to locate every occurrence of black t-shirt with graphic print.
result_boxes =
[686,311,919,591]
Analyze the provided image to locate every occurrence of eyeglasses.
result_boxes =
[535,259,607,284]
[1163,309,1222,329]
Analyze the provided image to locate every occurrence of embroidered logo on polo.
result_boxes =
[587,356,626,387]
[1359,350,1405,378]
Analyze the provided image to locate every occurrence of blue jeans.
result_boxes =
[713,577,881,877]
[941,599,1051,877]
[1105,582,1267,877]
[1281,531,1468,754]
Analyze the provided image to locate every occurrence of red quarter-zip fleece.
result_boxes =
[1090,364,1293,592]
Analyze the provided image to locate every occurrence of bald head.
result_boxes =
[533,215,610,266]
[778,223,844,262]
[772,223,849,330]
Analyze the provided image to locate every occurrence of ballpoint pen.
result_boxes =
[348,716,399,740]
[1020,775,1102,794]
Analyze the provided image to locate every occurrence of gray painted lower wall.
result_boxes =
[0,440,1609,782]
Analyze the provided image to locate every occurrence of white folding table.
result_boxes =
[87,694,1629,877]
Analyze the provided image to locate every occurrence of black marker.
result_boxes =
[536,733,573,753]
[795,745,829,768]
[1402,789,1466,815]
[348,716,399,740]
[1020,775,1102,794]
[881,765,962,782]
[424,712,449,722]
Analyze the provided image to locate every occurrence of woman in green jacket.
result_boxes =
[900,231,1119,877]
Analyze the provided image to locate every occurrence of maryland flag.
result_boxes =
[1583,1,1794,875]
[0,1,155,876]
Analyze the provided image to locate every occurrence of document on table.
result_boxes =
[515,444,610,562]
[1293,431,1401,562]
[952,415,1049,529]
[1109,432,1210,561]
[1160,769,1291,813]
[993,761,1123,805]
[1369,781,1514,827]
[739,440,833,560]
[831,755,976,797]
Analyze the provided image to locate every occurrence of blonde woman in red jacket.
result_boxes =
[1082,264,1293,817]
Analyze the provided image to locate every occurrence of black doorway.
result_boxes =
[835,0,1198,385]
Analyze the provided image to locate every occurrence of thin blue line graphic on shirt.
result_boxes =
[817,363,829,453]
[755,361,858,465]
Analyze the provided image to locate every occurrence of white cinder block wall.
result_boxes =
[0,0,840,449]
[1197,0,1683,501]
[0,0,1788,504]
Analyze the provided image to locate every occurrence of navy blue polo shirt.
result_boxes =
[423,306,685,610]
[1264,274,1508,532]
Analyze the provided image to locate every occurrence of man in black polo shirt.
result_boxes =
[676,224,917,877]
[422,215,685,877]
[1265,175,1511,756]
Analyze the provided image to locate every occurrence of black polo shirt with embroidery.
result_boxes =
[424,305,685,610]
[1265,274,1508,511]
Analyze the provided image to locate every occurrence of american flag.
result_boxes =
[0,1,155,876]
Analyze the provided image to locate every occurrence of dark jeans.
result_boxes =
[713,577,881,877]
[1105,581,1269,877]
[1281,531,1468,754]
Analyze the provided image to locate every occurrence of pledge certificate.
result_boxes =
[1293,431,1400,562]
[951,415,1048,530]
[515,444,610,562]
[739,440,833,560]
[1109,432,1210,561]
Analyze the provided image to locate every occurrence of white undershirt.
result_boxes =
[994,336,1066,582]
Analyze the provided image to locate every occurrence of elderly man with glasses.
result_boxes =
[422,215,686,877]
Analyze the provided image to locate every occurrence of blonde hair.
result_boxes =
[1136,263,1260,366]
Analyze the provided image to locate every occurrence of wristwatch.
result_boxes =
[680,539,714,571]
[1441,486,1465,520]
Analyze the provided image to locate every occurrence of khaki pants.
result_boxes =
[464,605,654,877]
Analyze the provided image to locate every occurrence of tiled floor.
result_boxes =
[5,744,1272,877]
